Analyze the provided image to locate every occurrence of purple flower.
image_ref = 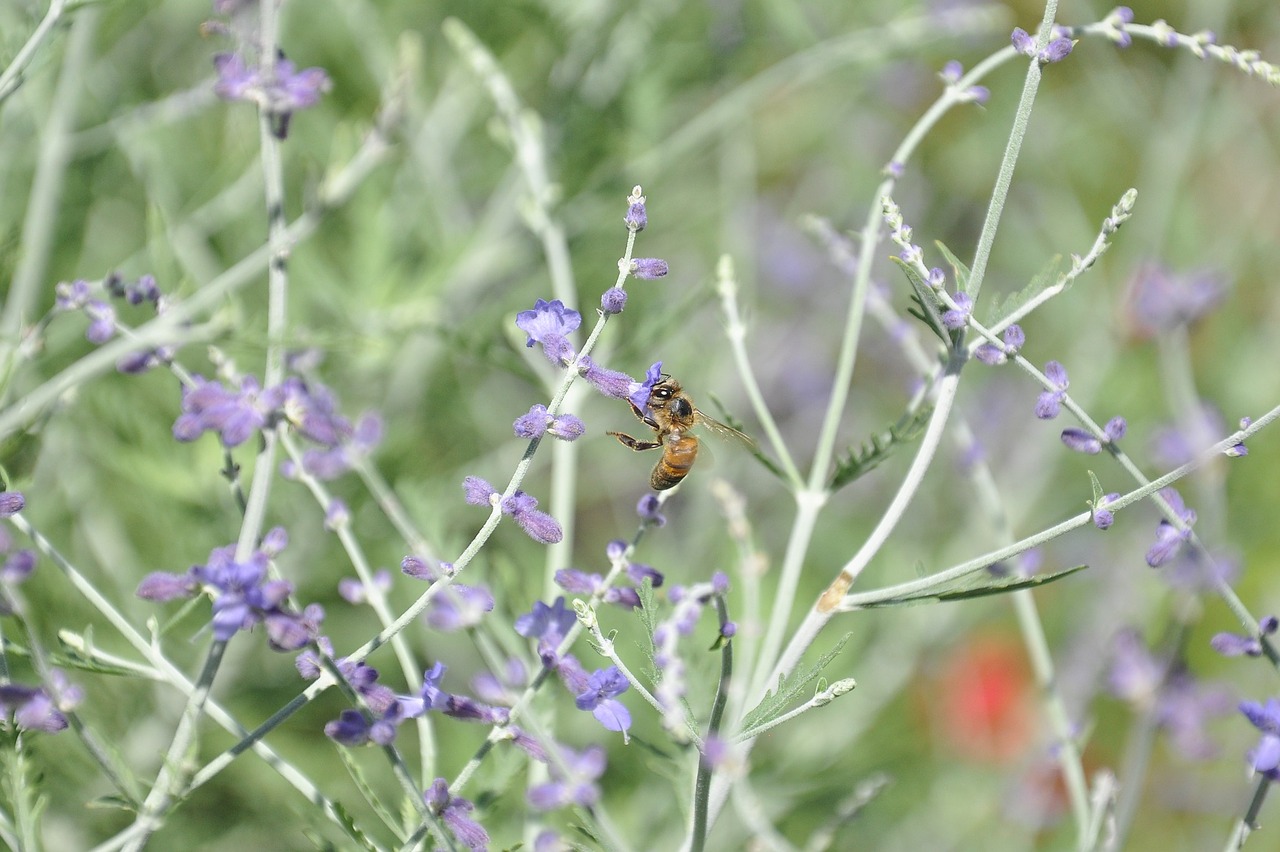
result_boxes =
[1124,263,1227,337]
[1011,27,1074,63]
[1061,416,1126,454]
[636,493,666,526]
[425,584,494,631]
[939,60,990,103]
[1145,488,1196,567]
[514,404,550,439]
[1093,492,1120,530]
[425,779,489,850]
[137,534,320,650]
[600,287,627,314]
[337,569,391,605]
[0,682,71,734]
[462,475,498,506]
[1104,7,1135,47]
[548,413,585,441]
[630,258,669,279]
[515,597,576,663]
[0,492,25,517]
[975,324,1025,365]
[941,292,973,330]
[1240,698,1280,781]
[213,53,331,139]
[501,491,563,544]
[554,569,641,609]
[1035,361,1069,419]
[575,666,631,734]
[516,299,580,366]
[624,190,647,232]
[578,356,635,399]
[1212,617,1279,658]
[172,375,286,447]
[629,362,663,412]
[527,745,606,811]
[401,555,443,581]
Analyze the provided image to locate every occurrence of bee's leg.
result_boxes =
[608,431,662,452]
[626,401,661,431]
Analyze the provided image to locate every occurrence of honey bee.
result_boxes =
[608,376,754,490]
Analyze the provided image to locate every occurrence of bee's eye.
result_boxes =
[652,387,671,400]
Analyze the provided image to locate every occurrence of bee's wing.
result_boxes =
[693,410,756,450]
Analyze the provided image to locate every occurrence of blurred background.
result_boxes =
[1,0,1279,848]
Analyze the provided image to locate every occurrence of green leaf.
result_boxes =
[986,255,1064,323]
[335,744,404,846]
[739,633,851,734]
[1088,470,1105,507]
[934,240,972,295]
[848,563,1087,609]
[892,257,949,344]
[829,404,933,491]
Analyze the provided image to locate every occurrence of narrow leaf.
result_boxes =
[740,633,851,733]
[829,404,933,491]
[934,240,972,295]
[849,564,1087,609]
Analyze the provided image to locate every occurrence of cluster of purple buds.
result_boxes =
[136,528,322,650]
[1062,416,1127,455]
[1011,26,1074,64]
[462,476,563,544]
[513,404,585,442]
[212,52,331,139]
[974,324,1025,365]
[653,572,733,735]
[554,539,664,610]
[400,557,496,632]
[0,671,82,734]
[1144,487,1196,568]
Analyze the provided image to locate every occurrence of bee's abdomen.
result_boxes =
[651,436,698,490]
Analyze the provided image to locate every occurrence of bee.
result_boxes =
[608,376,754,490]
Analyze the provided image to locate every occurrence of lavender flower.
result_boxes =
[554,569,640,609]
[975,324,1024,365]
[1102,6,1135,47]
[501,491,563,544]
[624,188,647,232]
[578,356,635,399]
[516,298,580,366]
[515,597,577,663]
[514,404,551,439]
[1212,617,1279,658]
[1145,488,1196,567]
[630,361,663,412]
[575,666,631,734]
[0,492,25,517]
[337,569,391,605]
[939,60,990,103]
[425,584,494,631]
[1035,361,1069,419]
[1093,492,1120,531]
[462,476,498,506]
[1061,416,1126,454]
[136,532,320,650]
[630,258,669,279]
[600,287,628,314]
[173,375,286,447]
[213,53,332,139]
[1239,698,1280,781]
[636,493,667,526]
[425,779,489,850]
[527,745,606,811]
[940,292,973,330]
[1124,262,1226,337]
[1011,27,1074,63]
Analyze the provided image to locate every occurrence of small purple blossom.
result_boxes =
[136,533,320,650]
[554,569,641,609]
[630,258,669,279]
[575,666,631,735]
[516,299,580,366]
[624,188,647,232]
[629,361,663,412]
[0,492,25,517]
[600,287,627,314]
[1035,361,1069,419]
[974,324,1024,365]
[515,597,576,663]
[1061,416,1126,454]
[636,493,666,526]
[1124,263,1227,337]
[462,476,497,506]
[1145,488,1196,567]
[514,404,551,439]
[939,60,990,103]
[337,569,391,605]
[941,292,973,330]
[1240,698,1280,781]
[425,584,494,631]
[501,491,563,544]
[0,676,80,734]
[425,778,489,850]
[1103,7,1135,47]
[1212,617,1279,658]
[527,745,606,811]
[578,356,635,399]
[1011,27,1074,63]
[173,375,285,448]
[213,53,332,139]
[401,555,442,581]
[1093,492,1120,530]
[548,413,585,441]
